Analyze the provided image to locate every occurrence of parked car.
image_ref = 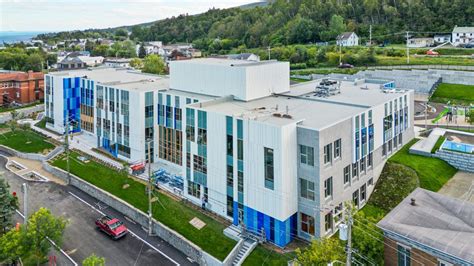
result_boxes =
[465,43,474,48]
[338,63,354,69]
[95,215,128,239]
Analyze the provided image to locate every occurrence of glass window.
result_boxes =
[353,190,359,207]
[324,213,332,233]
[397,245,411,266]
[226,196,233,217]
[352,162,358,178]
[334,139,341,159]
[264,147,274,190]
[360,157,366,174]
[324,177,333,198]
[367,153,373,168]
[368,177,373,187]
[301,213,315,235]
[226,135,233,156]
[324,143,332,164]
[299,145,314,166]
[300,178,315,201]
[237,139,243,160]
[360,184,366,202]
[344,165,350,185]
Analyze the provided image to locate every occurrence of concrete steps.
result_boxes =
[232,238,257,266]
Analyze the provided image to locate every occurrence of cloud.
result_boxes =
[0,0,258,31]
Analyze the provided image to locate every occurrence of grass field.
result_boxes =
[430,83,474,105]
[51,152,236,260]
[431,136,446,153]
[0,129,55,153]
[243,246,295,266]
[388,139,457,191]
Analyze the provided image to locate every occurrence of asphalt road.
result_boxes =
[0,156,196,266]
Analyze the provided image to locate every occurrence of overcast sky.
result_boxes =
[1,0,258,32]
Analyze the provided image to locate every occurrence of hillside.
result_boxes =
[38,0,473,51]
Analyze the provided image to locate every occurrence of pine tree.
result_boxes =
[0,178,18,235]
[138,43,147,58]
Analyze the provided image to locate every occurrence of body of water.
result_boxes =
[0,31,48,44]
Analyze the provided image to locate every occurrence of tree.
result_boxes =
[0,178,18,235]
[129,58,143,69]
[83,253,105,266]
[322,14,346,41]
[138,43,147,58]
[352,211,385,264]
[295,237,345,265]
[142,55,166,75]
[25,208,67,265]
[8,111,18,132]
[23,53,44,72]
[92,44,109,57]
[0,208,66,265]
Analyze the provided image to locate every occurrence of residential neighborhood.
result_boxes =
[0,1,473,266]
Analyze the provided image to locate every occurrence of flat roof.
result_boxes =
[286,79,407,107]
[193,78,407,130]
[378,188,474,263]
[170,58,283,67]
[48,67,168,91]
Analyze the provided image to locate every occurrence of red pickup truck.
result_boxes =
[95,215,128,239]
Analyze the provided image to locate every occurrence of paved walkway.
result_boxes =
[438,171,474,203]
[2,155,66,185]
[410,128,446,155]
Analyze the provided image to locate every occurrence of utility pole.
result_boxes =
[406,31,410,64]
[339,42,342,65]
[147,139,153,236]
[21,183,28,224]
[369,25,372,46]
[345,204,353,266]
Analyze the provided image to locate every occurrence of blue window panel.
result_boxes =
[238,192,243,204]
[166,95,171,106]
[368,125,374,152]
[193,99,198,103]
[238,160,243,172]
[355,131,360,161]
[257,212,264,234]
[226,116,233,135]
[232,202,239,225]
[226,155,233,166]
[158,93,163,105]
[186,168,191,180]
[237,119,243,139]
[175,96,180,108]
[198,144,207,157]
[264,215,271,242]
[198,110,207,129]
[227,185,233,196]
[186,141,191,152]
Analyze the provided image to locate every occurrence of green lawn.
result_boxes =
[431,136,446,153]
[35,118,47,129]
[430,83,474,105]
[51,152,236,260]
[0,129,55,153]
[243,246,294,266]
[388,139,457,191]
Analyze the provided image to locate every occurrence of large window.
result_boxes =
[187,180,200,198]
[397,245,411,266]
[299,145,314,166]
[343,165,350,185]
[353,190,359,207]
[352,162,358,178]
[334,139,341,159]
[360,184,366,202]
[324,143,332,164]
[324,213,332,233]
[300,178,315,201]
[226,196,233,217]
[158,126,182,165]
[264,147,274,190]
[301,213,315,235]
[226,165,233,187]
[324,177,333,198]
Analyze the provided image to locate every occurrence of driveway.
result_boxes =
[0,156,195,266]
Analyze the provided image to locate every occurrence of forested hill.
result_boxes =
[38,0,473,50]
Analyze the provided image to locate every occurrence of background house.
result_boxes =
[434,34,451,43]
[407,38,434,48]
[378,188,474,266]
[336,32,359,47]
[452,26,474,46]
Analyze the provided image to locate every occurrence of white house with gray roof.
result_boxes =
[336,32,359,47]
[452,26,474,46]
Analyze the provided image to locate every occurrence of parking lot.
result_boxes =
[0,156,195,266]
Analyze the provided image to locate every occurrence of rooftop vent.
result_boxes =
[282,114,293,119]
[273,113,282,117]
[410,198,416,206]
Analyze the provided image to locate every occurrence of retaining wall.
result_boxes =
[0,104,44,123]
[434,150,474,173]
[42,163,236,265]
[0,145,63,162]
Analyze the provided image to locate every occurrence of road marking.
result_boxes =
[68,192,180,266]
[16,210,78,266]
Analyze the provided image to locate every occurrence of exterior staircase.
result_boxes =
[232,237,257,266]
